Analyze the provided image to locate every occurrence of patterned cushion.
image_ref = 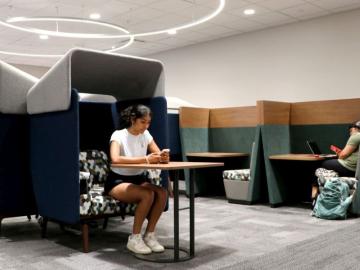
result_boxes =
[79,171,90,194]
[78,150,163,217]
[79,150,109,185]
[80,185,124,216]
[223,169,250,181]
[80,194,92,215]
[315,168,358,189]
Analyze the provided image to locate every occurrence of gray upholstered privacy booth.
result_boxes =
[0,61,38,229]
[27,49,168,251]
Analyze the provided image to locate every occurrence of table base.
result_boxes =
[134,246,193,263]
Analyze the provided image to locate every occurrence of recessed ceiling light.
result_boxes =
[168,29,177,35]
[243,9,256,15]
[89,13,101,20]
[39,34,48,40]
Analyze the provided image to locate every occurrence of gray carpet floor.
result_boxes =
[1,195,359,270]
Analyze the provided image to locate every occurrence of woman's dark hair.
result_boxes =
[349,121,360,130]
[119,104,152,129]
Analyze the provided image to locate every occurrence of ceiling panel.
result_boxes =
[0,0,359,67]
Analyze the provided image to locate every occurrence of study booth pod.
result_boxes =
[289,98,360,214]
[260,98,360,213]
[179,106,266,204]
[26,48,168,251]
[0,61,38,230]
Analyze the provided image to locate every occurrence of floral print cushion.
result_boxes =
[315,168,358,189]
[78,150,163,217]
[79,150,109,185]
[223,169,250,181]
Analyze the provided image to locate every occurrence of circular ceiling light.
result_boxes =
[0,0,225,58]
[0,18,134,57]
[3,0,225,39]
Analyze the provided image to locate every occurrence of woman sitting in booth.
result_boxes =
[105,104,169,255]
[312,121,360,201]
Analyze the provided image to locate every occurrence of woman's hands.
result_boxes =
[146,152,161,163]
[146,149,170,164]
[160,149,170,163]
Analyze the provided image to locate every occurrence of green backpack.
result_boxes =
[313,178,353,220]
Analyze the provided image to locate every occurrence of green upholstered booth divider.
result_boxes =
[209,126,266,203]
[290,124,349,154]
[179,107,210,195]
[261,125,291,206]
[247,126,267,203]
[179,106,265,202]
[180,128,210,194]
[210,127,255,154]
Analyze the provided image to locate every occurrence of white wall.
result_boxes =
[150,9,360,108]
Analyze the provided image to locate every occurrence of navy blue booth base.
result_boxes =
[0,114,37,230]
[30,90,170,251]
[30,90,80,225]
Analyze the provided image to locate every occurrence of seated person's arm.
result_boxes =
[110,141,155,164]
[148,140,170,163]
[337,144,356,159]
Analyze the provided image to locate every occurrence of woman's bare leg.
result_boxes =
[109,183,154,234]
[141,183,168,233]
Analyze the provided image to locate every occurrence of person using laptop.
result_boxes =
[312,120,360,200]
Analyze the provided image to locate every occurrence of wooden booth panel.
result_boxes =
[291,98,360,125]
[210,106,257,128]
[257,101,291,125]
[179,107,210,128]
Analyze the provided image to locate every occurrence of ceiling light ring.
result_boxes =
[0,17,135,57]
[2,16,132,38]
[0,35,135,58]
[0,0,225,58]
[2,0,225,39]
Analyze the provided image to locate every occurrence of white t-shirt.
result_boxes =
[110,128,153,175]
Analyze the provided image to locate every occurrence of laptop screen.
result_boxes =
[306,140,321,155]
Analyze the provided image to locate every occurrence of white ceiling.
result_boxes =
[1,0,360,67]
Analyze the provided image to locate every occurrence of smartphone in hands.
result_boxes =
[330,145,341,154]
[160,149,170,163]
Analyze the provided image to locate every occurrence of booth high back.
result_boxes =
[179,106,265,203]
[259,99,360,207]
[79,100,117,155]
[27,49,167,252]
[0,61,38,229]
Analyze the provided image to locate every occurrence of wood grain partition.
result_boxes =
[257,100,291,125]
[290,98,360,125]
[179,107,210,128]
[210,106,257,128]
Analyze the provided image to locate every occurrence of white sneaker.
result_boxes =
[127,234,152,254]
[144,232,165,253]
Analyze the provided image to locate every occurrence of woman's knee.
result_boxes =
[140,188,155,204]
[156,188,168,204]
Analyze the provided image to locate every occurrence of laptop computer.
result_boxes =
[306,140,337,158]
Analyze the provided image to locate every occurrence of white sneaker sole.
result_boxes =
[150,247,165,253]
[127,245,152,255]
